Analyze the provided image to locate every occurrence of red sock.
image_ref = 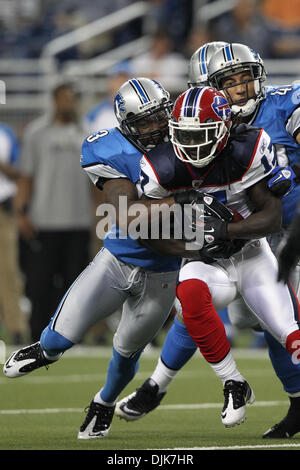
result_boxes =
[286,330,300,364]
[176,279,230,363]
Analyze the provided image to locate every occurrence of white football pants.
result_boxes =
[178,238,300,348]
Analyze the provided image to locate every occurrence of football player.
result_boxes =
[278,201,300,285]
[2,78,182,439]
[124,86,300,427]
[116,44,300,438]
[3,77,254,439]
[208,43,300,438]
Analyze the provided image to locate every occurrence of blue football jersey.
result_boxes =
[81,127,180,271]
[251,84,300,226]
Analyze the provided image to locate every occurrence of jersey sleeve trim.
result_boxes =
[293,127,300,139]
[143,154,162,186]
[82,162,127,185]
[139,155,171,199]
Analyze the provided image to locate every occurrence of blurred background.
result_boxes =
[0,0,299,348]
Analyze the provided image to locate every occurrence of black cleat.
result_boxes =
[78,401,115,439]
[263,398,300,438]
[3,342,57,378]
[115,378,166,421]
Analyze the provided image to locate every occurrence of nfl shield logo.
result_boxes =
[192,179,203,188]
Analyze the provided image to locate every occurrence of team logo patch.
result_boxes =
[205,234,215,244]
[204,196,213,205]
[282,169,291,179]
[192,179,204,188]
[260,139,267,154]
[211,95,230,121]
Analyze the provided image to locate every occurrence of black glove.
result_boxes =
[202,215,228,244]
[174,189,205,206]
[199,239,245,263]
[277,212,300,283]
[174,190,235,222]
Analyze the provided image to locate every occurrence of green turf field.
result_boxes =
[1,345,300,451]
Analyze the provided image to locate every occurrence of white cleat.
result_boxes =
[221,380,255,428]
[77,401,115,439]
[3,342,55,378]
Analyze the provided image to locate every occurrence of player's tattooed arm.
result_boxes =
[227,178,282,240]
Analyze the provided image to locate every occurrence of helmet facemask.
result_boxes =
[122,100,173,150]
[114,78,173,152]
[210,63,265,117]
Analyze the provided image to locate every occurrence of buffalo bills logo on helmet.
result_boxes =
[211,95,231,121]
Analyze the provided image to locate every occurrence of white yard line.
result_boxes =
[3,345,270,360]
[0,400,289,415]
[157,444,300,450]
[0,368,274,385]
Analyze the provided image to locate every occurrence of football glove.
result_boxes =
[174,190,235,222]
[199,239,245,263]
[268,164,300,198]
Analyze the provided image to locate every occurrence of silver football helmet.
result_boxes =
[114,77,173,151]
[188,41,228,87]
[208,43,266,116]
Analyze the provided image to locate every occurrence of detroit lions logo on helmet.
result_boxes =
[152,80,169,98]
[211,95,231,121]
[114,93,126,113]
[249,48,260,61]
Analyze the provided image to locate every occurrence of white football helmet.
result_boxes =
[208,43,266,116]
[114,77,173,151]
[188,41,228,87]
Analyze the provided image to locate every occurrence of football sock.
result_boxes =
[161,316,197,369]
[100,347,142,403]
[209,350,245,385]
[147,317,197,393]
[150,357,180,393]
[94,390,116,407]
[264,329,300,394]
[176,279,231,362]
[40,325,73,358]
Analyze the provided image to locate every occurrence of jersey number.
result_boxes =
[261,152,277,174]
[86,130,109,143]
[270,87,293,96]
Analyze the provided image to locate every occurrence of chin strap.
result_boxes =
[232,98,257,117]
